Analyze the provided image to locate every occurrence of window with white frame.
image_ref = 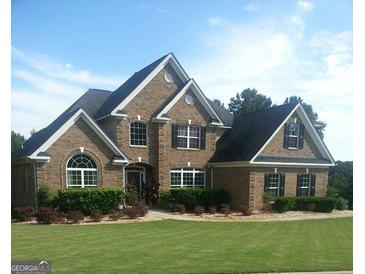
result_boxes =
[177,125,200,149]
[130,122,147,146]
[170,168,205,188]
[66,154,98,188]
[297,174,312,196]
[267,174,280,197]
[287,123,300,148]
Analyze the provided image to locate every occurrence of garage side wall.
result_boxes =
[212,167,250,210]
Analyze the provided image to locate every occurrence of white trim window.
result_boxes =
[297,174,315,196]
[176,125,200,149]
[287,123,300,149]
[264,173,285,197]
[130,122,147,146]
[170,168,205,188]
[66,154,98,188]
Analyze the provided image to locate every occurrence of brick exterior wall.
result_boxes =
[36,118,123,194]
[212,167,250,209]
[260,113,322,158]
[212,166,328,212]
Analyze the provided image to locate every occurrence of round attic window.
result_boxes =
[164,71,174,83]
[185,94,194,105]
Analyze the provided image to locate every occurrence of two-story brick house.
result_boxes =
[11,53,335,211]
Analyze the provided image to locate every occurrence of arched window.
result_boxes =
[66,154,98,188]
[130,122,147,146]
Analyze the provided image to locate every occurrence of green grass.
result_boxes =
[12,218,353,273]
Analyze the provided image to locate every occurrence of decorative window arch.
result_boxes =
[130,122,147,146]
[66,154,98,188]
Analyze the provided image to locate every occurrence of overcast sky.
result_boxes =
[11,0,352,160]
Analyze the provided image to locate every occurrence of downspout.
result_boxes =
[210,167,214,188]
[33,161,38,211]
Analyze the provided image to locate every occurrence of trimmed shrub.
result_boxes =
[35,207,60,224]
[336,197,349,210]
[37,186,54,207]
[194,206,205,216]
[12,207,35,222]
[208,205,217,214]
[124,203,148,219]
[272,197,337,213]
[175,204,186,214]
[314,197,337,213]
[109,210,122,221]
[161,188,230,211]
[66,210,84,224]
[272,197,292,213]
[220,204,231,215]
[158,192,171,209]
[90,209,103,222]
[56,188,124,215]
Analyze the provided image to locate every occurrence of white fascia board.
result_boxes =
[28,156,50,162]
[209,161,250,168]
[95,113,128,122]
[110,54,189,116]
[296,104,335,164]
[112,158,129,165]
[250,161,334,167]
[155,79,224,125]
[250,103,300,162]
[30,109,129,162]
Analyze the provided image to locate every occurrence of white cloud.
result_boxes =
[244,1,261,12]
[298,0,313,11]
[187,18,352,160]
[11,49,123,138]
[207,17,228,27]
[137,3,175,16]
[291,15,306,38]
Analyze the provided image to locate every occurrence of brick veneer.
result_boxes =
[36,118,123,193]
[212,166,328,211]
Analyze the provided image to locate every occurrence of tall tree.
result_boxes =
[30,128,37,136]
[213,99,225,108]
[11,131,26,156]
[283,96,326,139]
[228,88,273,114]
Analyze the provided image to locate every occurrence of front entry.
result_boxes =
[125,166,145,201]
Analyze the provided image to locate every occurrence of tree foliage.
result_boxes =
[283,96,326,139]
[328,161,353,209]
[228,88,273,114]
[11,131,26,156]
[213,99,225,108]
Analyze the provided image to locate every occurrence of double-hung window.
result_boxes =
[170,168,205,188]
[176,125,200,149]
[264,173,285,197]
[297,174,316,196]
[287,123,300,148]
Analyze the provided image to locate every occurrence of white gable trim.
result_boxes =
[110,53,189,116]
[250,103,335,164]
[209,161,333,168]
[30,109,129,163]
[154,79,224,125]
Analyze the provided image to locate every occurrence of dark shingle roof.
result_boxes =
[13,89,112,160]
[207,99,234,127]
[211,103,298,162]
[94,54,169,119]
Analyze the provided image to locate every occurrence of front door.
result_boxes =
[125,167,145,201]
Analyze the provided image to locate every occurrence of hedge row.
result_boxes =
[272,197,338,213]
[56,188,124,215]
[160,188,230,211]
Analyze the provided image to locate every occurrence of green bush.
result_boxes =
[37,186,54,207]
[272,197,337,213]
[336,197,349,210]
[160,188,230,211]
[56,188,124,215]
[272,197,293,213]
[125,191,139,206]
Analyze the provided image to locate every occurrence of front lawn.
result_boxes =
[12,217,353,273]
